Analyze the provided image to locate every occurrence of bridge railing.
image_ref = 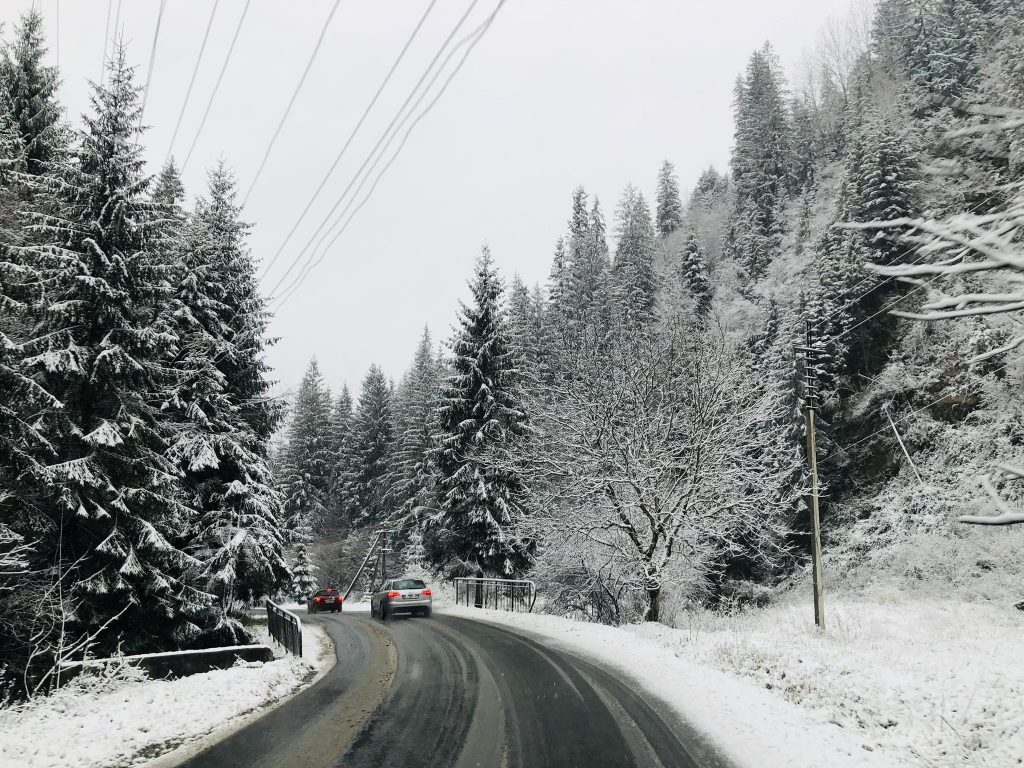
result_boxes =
[453,577,537,613]
[266,599,303,657]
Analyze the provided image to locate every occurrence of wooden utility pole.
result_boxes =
[797,323,826,629]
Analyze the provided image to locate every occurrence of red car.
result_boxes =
[307,587,342,614]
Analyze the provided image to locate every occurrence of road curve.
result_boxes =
[178,611,723,768]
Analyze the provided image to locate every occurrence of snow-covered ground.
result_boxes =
[447,592,1024,768]
[0,620,333,768]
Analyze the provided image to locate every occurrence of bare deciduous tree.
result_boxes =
[519,320,791,622]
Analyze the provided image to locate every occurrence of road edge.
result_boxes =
[144,621,337,768]
[441,606,892,768]
[441,608,735,768]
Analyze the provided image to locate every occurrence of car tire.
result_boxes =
[381,603,389,621]
[310,605,316,614]
[422,607,432,618]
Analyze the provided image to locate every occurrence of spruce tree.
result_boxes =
[166,163,288,633]
[328,384,357,527]
[690,166,729,209]
[279,359,335,534]
[428,247,532,576]
[612,185,657,328]
[346,365,395,524]
[0,98,51,546]
[848,116,918,264]
[23,49,210,652]
[391,329,440,520]
[152,158,186,208]
[289,540,318,601]
[680,229,712,317]
[655,160,684,236]
[507,274,533,366]
[0,8,65,176]
[729,43,791,279]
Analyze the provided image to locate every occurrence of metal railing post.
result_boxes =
[266,599,303,657]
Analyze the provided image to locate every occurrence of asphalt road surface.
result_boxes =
[178,611,723,768]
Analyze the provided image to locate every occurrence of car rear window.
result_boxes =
[316,589,336,596]
[392,579,426,590]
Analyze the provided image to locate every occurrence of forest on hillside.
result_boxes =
[3,0,1024,708]
[278,0,1024,623]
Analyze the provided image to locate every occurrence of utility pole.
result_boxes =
[797,322,826,630]
[379,529,391,584]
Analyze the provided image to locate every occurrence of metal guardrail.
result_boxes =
[266,599,303,657]
[454,577,537,612]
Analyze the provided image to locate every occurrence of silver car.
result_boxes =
[370,577,432,619]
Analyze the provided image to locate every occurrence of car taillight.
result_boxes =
[314,597,321,603]
[421,589,431,596]
[386,590,399,598]
[335,596,342,602]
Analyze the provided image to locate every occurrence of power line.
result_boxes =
[830,272,946,343]
[257,0,441,281]
[171,1,444,381]
[265,0,484,298]
[274,4,504,308]
[806,249,930,339]
[99,0,113,82]
[140,0,168,121]
[821,352,1021,464]
[806,192,1001,340]
[181,0,251,174]
[102,0,124,86]
[241,0,344,206]
[165,0,220,164]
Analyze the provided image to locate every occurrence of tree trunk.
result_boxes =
[645,585,661,623]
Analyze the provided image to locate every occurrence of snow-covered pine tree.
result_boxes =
[690,166,729,209]
[527,282,555,380]
[327,384,357,527]
[165,163,288,637]
[729,43,791,280]
[152,159,185,209]
[289,538,318,602]
[22,48,210,653]
[549,190,616,363]
[0,96,52,556]
[0,8,65,177]
[680,229,712,317]
[847,115,918,264]
[655,160,684,236]
[507,274,533,367]
[612,185,658,328]
[279,359,335,534]
[391,328,440,521]
[428,247,533,576]
[346,364,396,524]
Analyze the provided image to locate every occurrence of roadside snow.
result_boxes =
[642,594,1023,768]
[448,594,1023,768]
[0,621,334,768]
[447,604,896,768]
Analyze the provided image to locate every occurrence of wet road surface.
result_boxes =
[178,611,721,768]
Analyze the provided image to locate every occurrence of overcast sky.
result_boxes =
[15,0,857,397]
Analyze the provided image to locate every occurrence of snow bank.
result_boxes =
[449,594,1022,768]
[642,594,1023,768]
[0,621,334,768]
